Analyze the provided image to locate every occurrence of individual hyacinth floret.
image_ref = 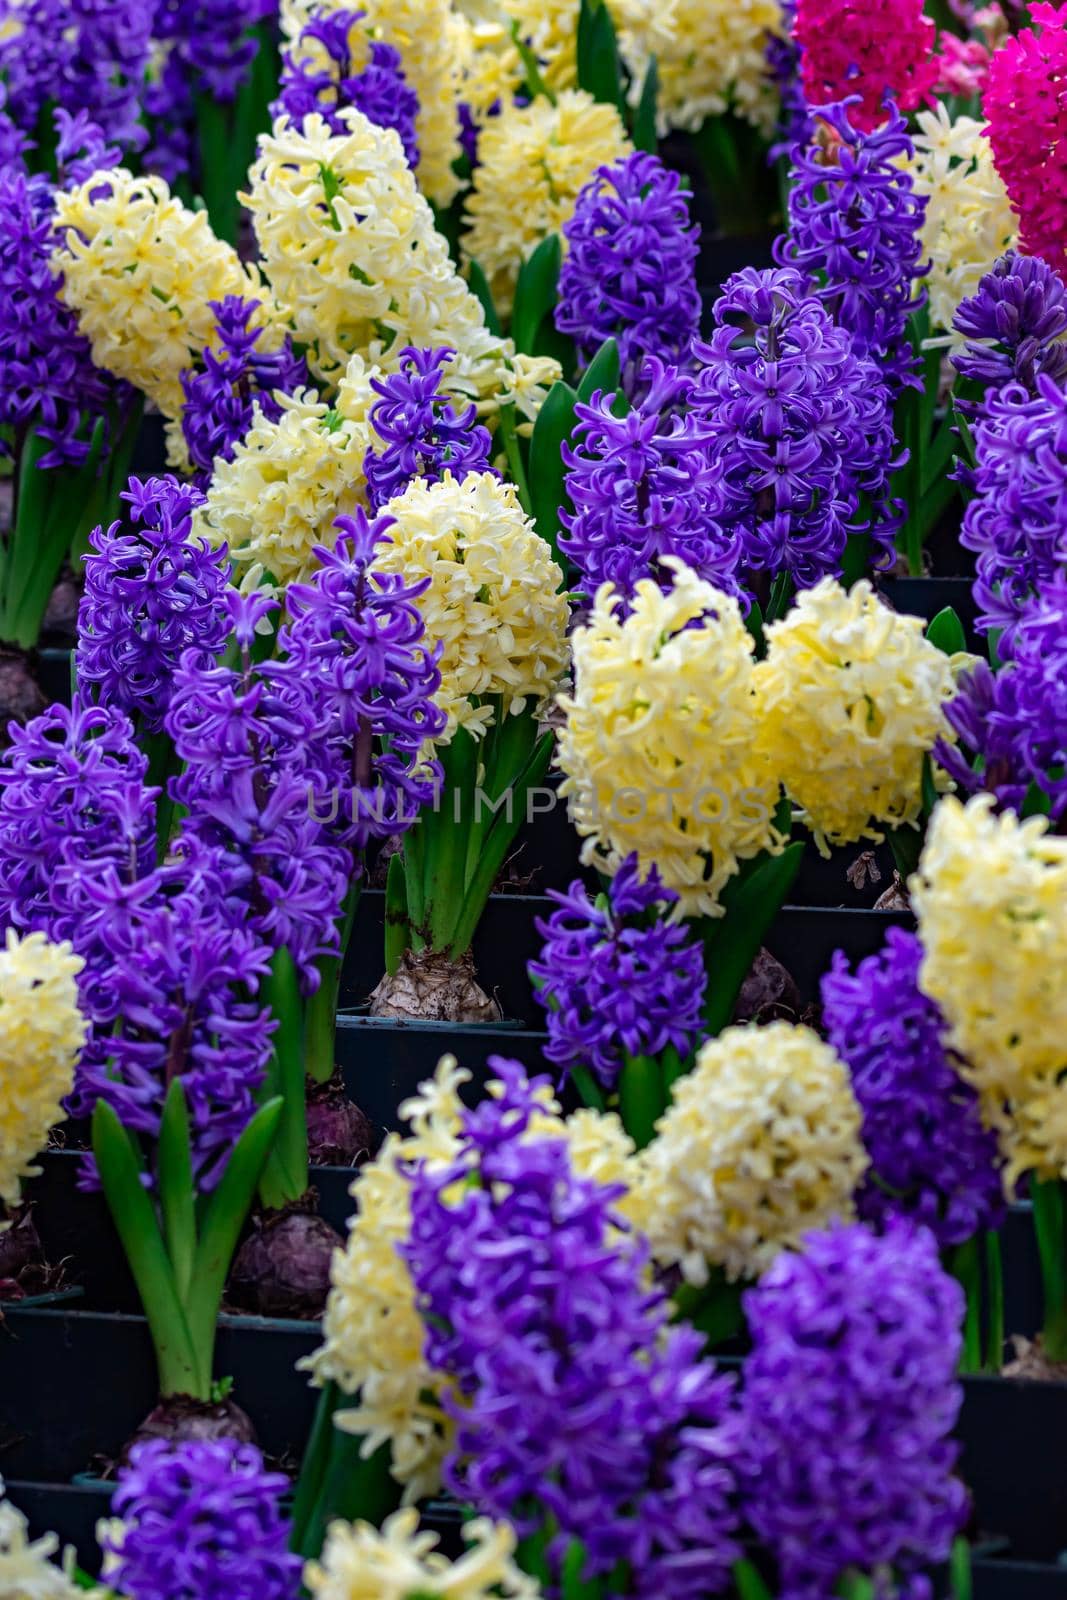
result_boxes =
[822,928,1004,1247]
[562,359,741,602]
[404,1060,743,1599]
[280,508,446,848]
[639,1021,868,1285]
[740,1220,968,1599]
[937,575,1067,824]
[100,1438,302,1600]
[779,100,928,394]
[76,475,231,734]
[694,267,903,585]
[952,250,1067,397]
[961,373,1067,645]
[530,854,707,1090]
[364,347,495,512]
[275,3,420,168]
[180,296,310,482]
[794,0,937,132]
[555,150,701,377]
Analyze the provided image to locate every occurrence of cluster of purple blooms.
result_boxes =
[953,251,1067,401]
[530,855,707,1089]
[102,1438,301,1600]
[180,297,309,482]
[556,150,702,382]
[741,1219,968,1600]
[405,1059,744,1600]
[363,347,495,511]
[822,928,1004,1247]
[274,3,420,169]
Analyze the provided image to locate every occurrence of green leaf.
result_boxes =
[422,724,482,953]
[509,18,556,105]
[298,1426,400,1560]
[575,337,621,404]
[1032,1176,1067,1363]
[925,606,967,657]
[511,234,562,356]
[571,1063,607,1112]
[618,1053,665,1149]
[157,1080,197,1304]
[921,753,940,819]
[701,842,804,1035]
[258,949,308,1210]
[290,1380,343,1555]
[950,1537,973,1600]
[384,851,410,977]
[528,378,579,564]
[185,1097,283,1380]
[561,1540,600,1600]
[466,257,501,337]
[733,1559,774,1600]
[632,56,659,152]
[92,1100,204,1398]
[577,0,624,110]
[888,821,924,879]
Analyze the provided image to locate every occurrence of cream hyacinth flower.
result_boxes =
[461,90,631,313]
[556,559,782,918]
[912,794,1067,1185]
[0,1485,81,1599]
[305,1508,540,1600]
[0,931,86,1213]
[639,1022,868,1284]
[51,169,266,418]
[908,104,1018,337]
[612,0,785,135]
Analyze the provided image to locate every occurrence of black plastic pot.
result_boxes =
[789,833,898,909]
[129,411,168,478]
[973,1557,1067,1597]
[959,1373,1067,1562]
[764,906,912,1005]
[35,648,73,709]
[0,1306,318,1483]
[5,1480,112,1572]
[880,576,981,647]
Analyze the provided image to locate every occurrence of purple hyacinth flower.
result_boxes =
[952,250,1067,398]
[960,373,1067,644]
[740,1218,969,1600]
[102,1438,302,1600]
[274,4,420,168]
[0,164,126,470]
[77,474,231,734]
[530,854,707,1089]
[693,266,903,585]
[0,0,153,152]
[181,297,310,480]
[556,150,702,381]
[363,346,495,511]
[153,0,276,101]
[561,357,741,601]
[405,1058,743,1599]
[938,574,1067,820]
[821,928,1004,1247]
[777,98,928,395]
[766,0,815,163]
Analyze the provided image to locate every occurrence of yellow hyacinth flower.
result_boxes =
[306,1508,540,1600]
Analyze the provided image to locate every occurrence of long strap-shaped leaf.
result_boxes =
[157,1080,196,1304]
[92,1100,205,1399]
[258,950,308,1210]
[701,841,804,1036]
[184,1098,283,1378]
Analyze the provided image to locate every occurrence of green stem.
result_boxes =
[498,404,533,516]
[258,951,308,1210]
[290,1381,341,1555]
[985,1230,1004,1372]
[307,883,359,1086]
[946,1235,983,1374]
[618,1053,665,1149]
[1032,1177,1067,1362]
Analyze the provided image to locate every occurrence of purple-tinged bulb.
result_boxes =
[937,574,1067,821]
[556,151,701,380]
[530,855,706,1089]
[363,346,495,511]
[405,1058,743,1599]
[777,98,928,395]
[275,4,420,168]
[77,474,231,734]
[0,165,126,470]
[741,1218,969,1599]
[952,250,1067,398]
[821,928,1004,1247]
[281,507,446,846]
[102,1438,302,1600]
[694,266,902,585]
[180,297,310,480]
[561,358,740,602]
[961,373,1067,645]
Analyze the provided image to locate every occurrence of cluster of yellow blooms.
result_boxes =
[913,795,1067,1185]
[194,392,369,587]
[51,170,266,419]
[639,1023,867,1284]
[0,931,86,1214]
[907,105,1018,337]
[754,579,959,854]
[375,472,570,740]
[280,0,467,206]
[613,0,785,135]
[305,1057,643,1501]
[306,1509,539,1600]
[0,1484,79,1600]
[556,562,782,919]
[461,90,631,313]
